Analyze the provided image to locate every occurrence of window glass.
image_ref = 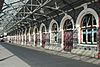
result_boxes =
[88,33,92,42]
[93,16,96,25]
[80,14,97,44]
[93,29,97,42]
[94,32,97,42]
[42,26,45,32]
[51,23,58,44]
[83,30,86,42]
[82,17,87,26]
[88,15,92,26]
[52,23,57,31]
[63,19,72,30]
[83,33,86,42]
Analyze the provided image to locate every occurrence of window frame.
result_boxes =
[80,14,97,45]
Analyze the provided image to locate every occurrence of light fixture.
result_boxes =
[40,8,44,13]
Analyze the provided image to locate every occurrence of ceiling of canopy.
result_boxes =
[0,0,29,34]
[0,0,4,10]
[0,0,97,35]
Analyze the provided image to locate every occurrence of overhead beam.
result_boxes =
[6,0,52,33]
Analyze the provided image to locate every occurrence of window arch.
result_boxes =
[34,26,39,46]
[80,14,97,44]
[52,23,57,31]
[49,19,59,44]
[42,26,45,32]
[40,23,47,33]
[76,8,99,45]
[63,19,73,31]
[51,23,58,44]
[30,27,34,35]
[40,23,47,47]
[60,14,74,48]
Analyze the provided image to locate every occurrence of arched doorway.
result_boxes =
[23,28,26,45]
[19,30,22,45]
[16,30,19,44]
[41,26,45,48]
[40,23,47,48]
[27,27,32,46]
[26,27,29,46]
[15,31,17,43]
[60,14,74,51]
[29,27,34,46]
[20,30,23,45]
[24,27,28,46]
[18,30,21,44]
[63,19,73,51]
[21,28,25,45]
[34,27,38,46]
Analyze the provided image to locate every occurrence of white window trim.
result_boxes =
[60,14,74,48]
[87,29,92,44]
[51,31,58,44]
[39,23,47,46]
[92,29,97,44]
[76,8,99,45]
[49,19,59,44]
[78,44,97,47]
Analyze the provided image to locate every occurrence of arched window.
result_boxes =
[30,27,33,35]
[35,28,37,33]
[52,23,57,32]
[34,28,38,46]
[29,27,34,43]
[51,23,58,44]
[42,26,45,33]
[80,14,97,44]
[63,19,73,31]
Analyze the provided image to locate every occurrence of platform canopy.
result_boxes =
[0,0,4,11]
[0,0,97,35]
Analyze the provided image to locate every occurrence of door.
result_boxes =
[63,30,73,51]
[42,33,45,48]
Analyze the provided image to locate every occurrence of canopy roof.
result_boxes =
[0,0,98,35]
[0,0,4,11]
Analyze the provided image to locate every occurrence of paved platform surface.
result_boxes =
[0,43,31,67]
[24,45,100,65]
[0,42,100,67]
